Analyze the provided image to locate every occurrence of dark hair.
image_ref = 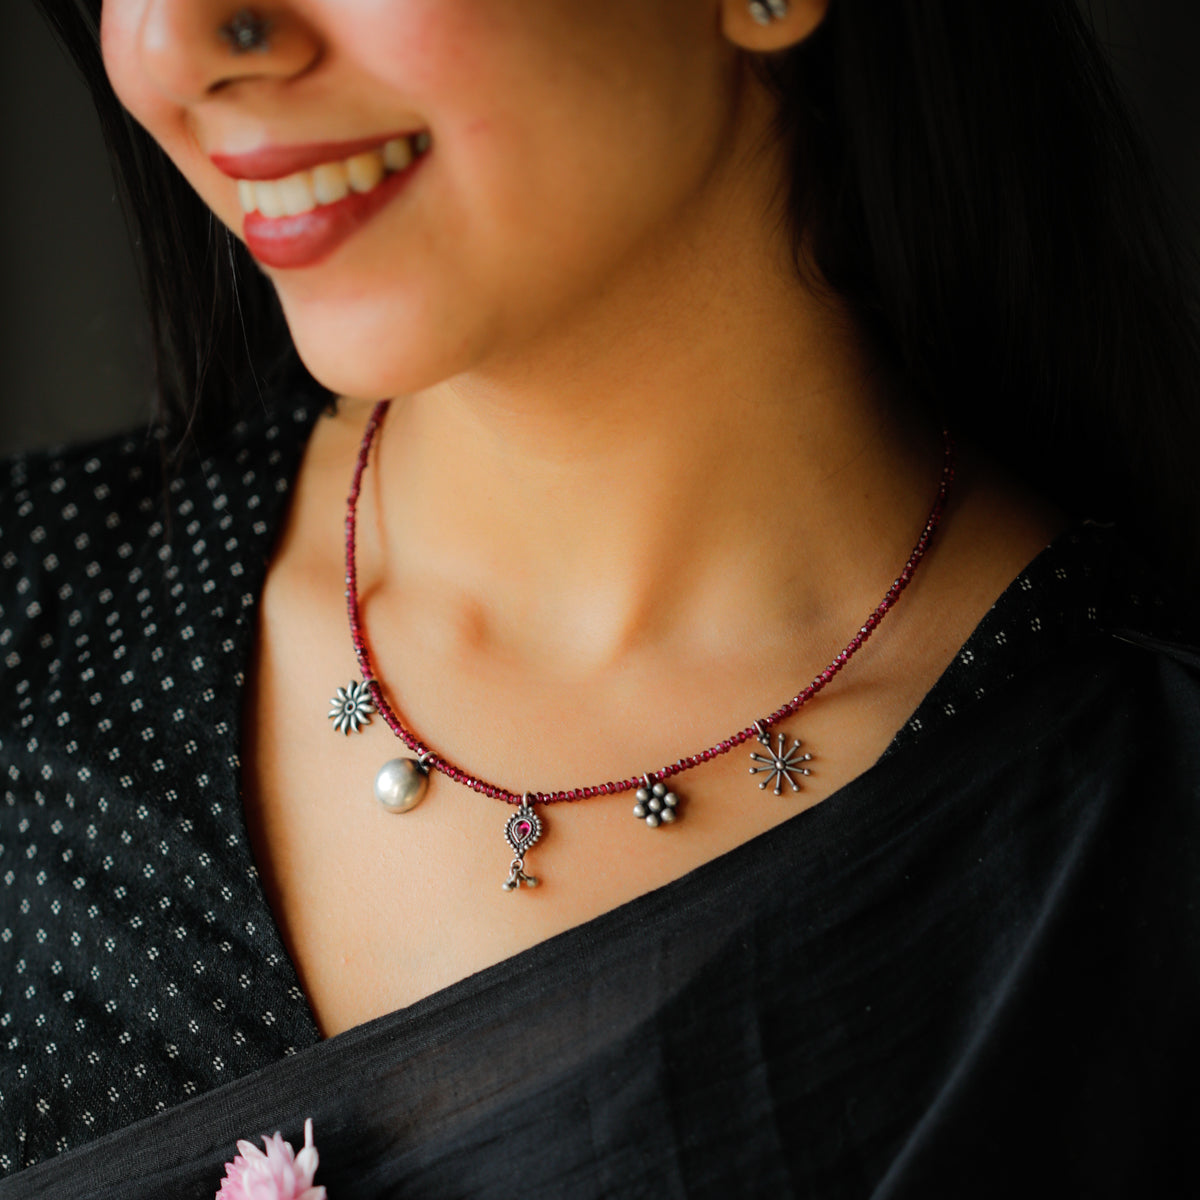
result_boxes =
[34,0,301,447]
[34,0,1200,578]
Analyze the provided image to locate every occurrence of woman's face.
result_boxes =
[101,1,784,398]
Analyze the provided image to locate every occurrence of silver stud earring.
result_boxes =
[748,0,789,24]
[219,9,273,54]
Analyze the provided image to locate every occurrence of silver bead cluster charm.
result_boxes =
[503,795,543,891]
[328,680,375,735]
[374,754,431,813]
[748,0,789,25]
[749,722,813,795]
[633,776,679,828]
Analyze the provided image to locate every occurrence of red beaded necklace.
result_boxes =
[329,399,956,891]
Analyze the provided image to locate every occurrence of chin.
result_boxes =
[281,297,475,401]
[292,346,421,402]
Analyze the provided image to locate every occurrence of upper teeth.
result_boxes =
[238,133,429,217]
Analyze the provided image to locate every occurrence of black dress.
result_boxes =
[1,389,1197,1198]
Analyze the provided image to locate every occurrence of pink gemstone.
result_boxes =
[516,820,532,840]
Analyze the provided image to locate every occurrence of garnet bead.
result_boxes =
[342,402,953,810]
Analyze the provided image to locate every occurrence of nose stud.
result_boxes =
[748,0,789,23]
[219,9,272,53]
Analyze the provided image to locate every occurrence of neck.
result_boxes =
[355,346,938,676]
[348,94,942,674]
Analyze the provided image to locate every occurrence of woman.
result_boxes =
[2,0,1198,1195]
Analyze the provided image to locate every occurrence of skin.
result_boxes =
[101,0,1061,1037]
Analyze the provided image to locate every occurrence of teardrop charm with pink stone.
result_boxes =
[503,795,543,891]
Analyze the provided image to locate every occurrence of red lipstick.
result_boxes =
[241,168,421,270]
[211,132,429,271]
[210,133,418,181]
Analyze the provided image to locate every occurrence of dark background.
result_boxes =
[1,0,1197,455]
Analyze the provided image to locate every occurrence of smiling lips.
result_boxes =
[212,130,431,270]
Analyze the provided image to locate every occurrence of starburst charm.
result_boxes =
[749,723,813,795]
[327,680,375,735]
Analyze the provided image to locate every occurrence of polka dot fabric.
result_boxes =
[885,521,1184,757]
[0,396,324,1175]
[0,388,1181,1178]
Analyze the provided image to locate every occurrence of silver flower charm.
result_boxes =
[749,725,813,795]
[633,777,679,828]
[328,680,375,735]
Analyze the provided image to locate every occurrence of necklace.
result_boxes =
[328,400,956,891]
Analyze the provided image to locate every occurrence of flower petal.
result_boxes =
[219,1121,322,1200]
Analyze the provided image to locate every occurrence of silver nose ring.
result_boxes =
[219,9,272,54]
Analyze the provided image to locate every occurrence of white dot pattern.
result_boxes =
[0,396,324,1175]
[0,406,1174,1177]
[887,522,1180,756]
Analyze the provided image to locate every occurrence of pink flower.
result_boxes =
[216,1117,327,1200]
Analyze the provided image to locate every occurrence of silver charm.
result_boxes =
[328,680,375,734]
[503,795,542,891]
[374,755,431,813]
[633,776,679,828]
[220,9,272,53]
[748,0,789,25]
[749,722,813,795]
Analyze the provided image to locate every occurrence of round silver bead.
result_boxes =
[645,813,660,828]
[648,796,664,813]
[633,802,648,818]
[660,807,677,823]
[374,757,429,813]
